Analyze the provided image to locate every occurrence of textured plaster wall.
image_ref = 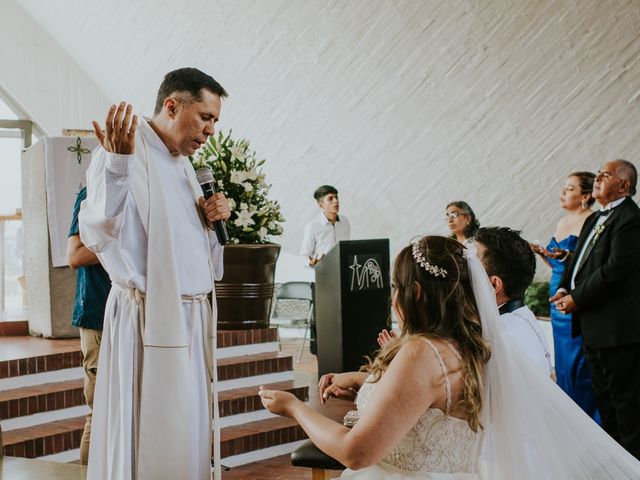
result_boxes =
[0,0,110,135]
[12,0,640,281]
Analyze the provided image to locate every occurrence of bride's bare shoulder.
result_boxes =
[394,336,454,374]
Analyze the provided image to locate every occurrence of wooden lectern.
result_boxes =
[314,239,391,377]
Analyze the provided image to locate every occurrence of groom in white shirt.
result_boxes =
[376,227,551,377]
[80,68,231,480]
[474,227,552,376]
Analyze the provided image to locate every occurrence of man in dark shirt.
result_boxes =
[67,186,111,464]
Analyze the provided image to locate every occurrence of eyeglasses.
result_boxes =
[445,212,464,220]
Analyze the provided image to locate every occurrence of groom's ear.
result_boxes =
[488,275,504,295]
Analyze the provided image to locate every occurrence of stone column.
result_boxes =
[21,140,77,338]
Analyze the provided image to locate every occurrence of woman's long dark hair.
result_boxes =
[364,236,491,431]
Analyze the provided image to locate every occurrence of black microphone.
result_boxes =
[195,166,230,245]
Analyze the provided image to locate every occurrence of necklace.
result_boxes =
[511,310,552,371]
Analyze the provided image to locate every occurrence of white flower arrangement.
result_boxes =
[190,131,285,244]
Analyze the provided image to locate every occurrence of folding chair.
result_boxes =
[270,281,313,363]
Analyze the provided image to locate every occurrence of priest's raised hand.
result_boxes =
[91,101,138,154]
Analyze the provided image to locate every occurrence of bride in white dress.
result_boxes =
[260,235,640,479]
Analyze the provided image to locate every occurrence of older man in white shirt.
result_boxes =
[300,185,350,267]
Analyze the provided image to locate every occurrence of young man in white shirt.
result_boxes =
[300,185,350,266]
[475,226,552,376]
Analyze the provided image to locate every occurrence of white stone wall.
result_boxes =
[0,0,110,135]
[12,0,640,280]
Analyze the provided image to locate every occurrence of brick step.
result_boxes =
[0,378,306,422]
[0,329,278,380]
[2,396,309,460]
[0,338,83,380]
[2,415,84,458]
[0,320,29,336]
[3,416,309,462]
[0,351,83,380]
[0,331,304,463]
[220,416,307,459]
[0,379,84,421]
[219,380,308,418]
[218,351,292,381]
[218,328,278,348]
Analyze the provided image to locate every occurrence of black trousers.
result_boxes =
[583,342,640,460]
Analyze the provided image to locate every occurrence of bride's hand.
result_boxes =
[259,387,300,417]
[318,372,358,404]
[377,329,398,347]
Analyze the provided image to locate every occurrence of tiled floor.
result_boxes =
[221,453,343,479]
[0,456,86,480]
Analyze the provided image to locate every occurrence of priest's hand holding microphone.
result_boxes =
[196,167,231,245]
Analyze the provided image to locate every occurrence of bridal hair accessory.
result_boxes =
[412,241,448,278]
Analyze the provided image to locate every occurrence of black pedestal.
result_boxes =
[315,239,391,377]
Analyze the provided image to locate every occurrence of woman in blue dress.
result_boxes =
[531,171,600,423]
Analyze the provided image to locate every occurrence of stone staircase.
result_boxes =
[0,327,309,467]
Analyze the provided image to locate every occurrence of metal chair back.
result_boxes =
[276,281,313,302]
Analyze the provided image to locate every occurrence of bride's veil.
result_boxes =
[464,251,640,478]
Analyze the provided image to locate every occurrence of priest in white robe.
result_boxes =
[79,68,231,480]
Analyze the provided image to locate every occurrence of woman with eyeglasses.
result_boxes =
[446,201,480,247]
[530,171,600,423]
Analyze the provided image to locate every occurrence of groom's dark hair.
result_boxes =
[474,227,535,300]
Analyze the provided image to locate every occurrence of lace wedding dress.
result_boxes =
[341,252,640,479]
[341,340,482,479]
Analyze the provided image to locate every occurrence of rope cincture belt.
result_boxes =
[112,283,215,373]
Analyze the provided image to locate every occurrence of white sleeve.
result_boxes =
[299,222,315,258]
[207,230,225,281]
[79,147,132,253]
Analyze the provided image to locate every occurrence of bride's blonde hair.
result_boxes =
[364,236,491,431]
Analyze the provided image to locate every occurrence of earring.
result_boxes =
[581,200,587,209]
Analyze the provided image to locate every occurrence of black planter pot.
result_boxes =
[215,244,281,330]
